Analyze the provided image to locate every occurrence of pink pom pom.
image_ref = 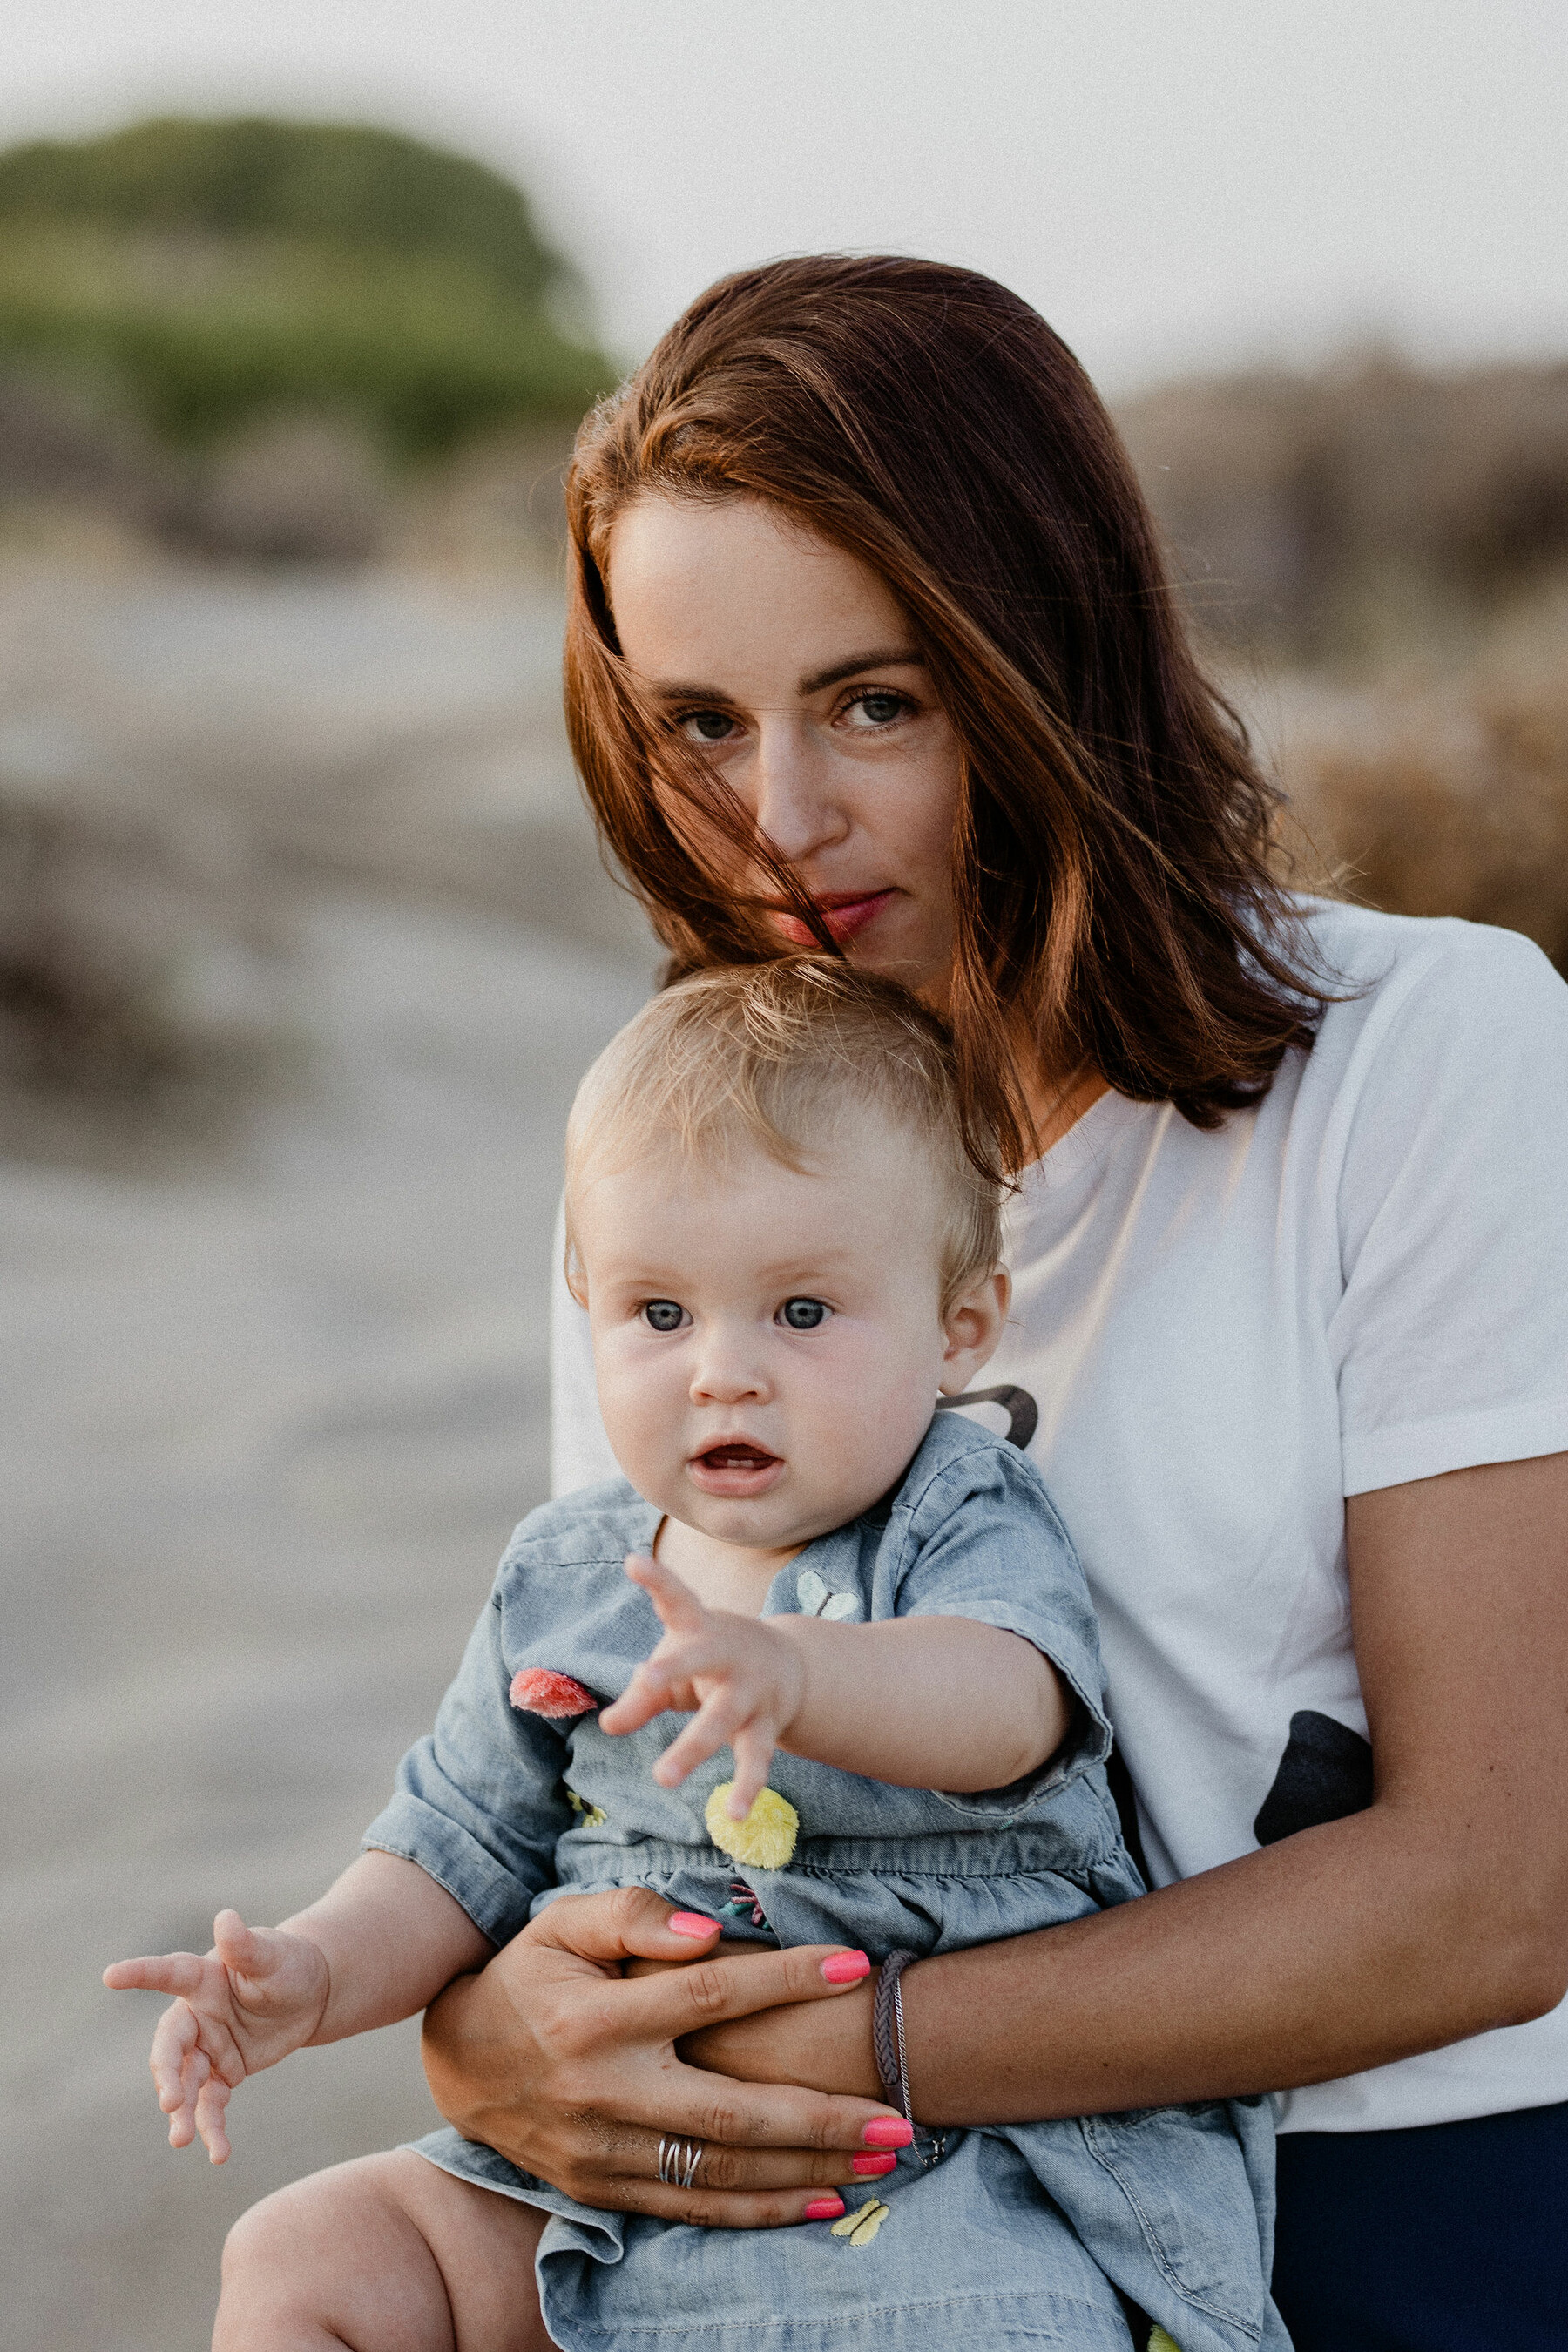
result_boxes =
[510,1668,599,1720]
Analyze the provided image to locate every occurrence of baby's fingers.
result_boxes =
[104,1949,213,2000]
[727,1720,781,1821]
[145,1999,202,2146]
[598,1661,682,1738]
[193,2069,234,2165]
[653,1685,757,1789]
[624,1551,709,1635]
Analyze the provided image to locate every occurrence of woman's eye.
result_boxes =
[842,690,908,729]
[679,711,737,744]
[641,1300,686,1333]
[778,1297,830,1331]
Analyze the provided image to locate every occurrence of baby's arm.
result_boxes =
[601,1554,1070,1818]
[104,1850,488,2162]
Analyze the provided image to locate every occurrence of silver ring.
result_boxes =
[657,2134,704,2189]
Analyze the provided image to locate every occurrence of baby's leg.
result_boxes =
[213,2149,551,2352]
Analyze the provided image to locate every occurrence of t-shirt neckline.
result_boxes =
[1018,1085,1152,1191]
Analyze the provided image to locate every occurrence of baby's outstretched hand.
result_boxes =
[103,1910,330,2163]
[601,1553,807,1820]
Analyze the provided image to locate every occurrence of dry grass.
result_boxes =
[1116,357,1568,969]
[1260,585,1568,969]
[1119,354,1568,667]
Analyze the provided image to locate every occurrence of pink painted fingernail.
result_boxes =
[668,1912,721,1939]
[862,2117,915,2148]
[820,1950,871,1984]
[804,2196,845,2220]
[853,2152,897,2175]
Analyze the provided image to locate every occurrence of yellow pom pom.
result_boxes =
[705,1782,799,1869]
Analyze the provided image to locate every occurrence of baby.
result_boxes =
[109,958,1287,2352]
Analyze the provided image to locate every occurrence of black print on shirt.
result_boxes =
[935,1385,1040,1452]
[1254,1709,1375,1847]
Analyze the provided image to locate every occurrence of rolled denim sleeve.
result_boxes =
[362,1586,573,1947]
[893,1430,1114,1798]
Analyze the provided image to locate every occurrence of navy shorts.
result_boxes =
[1272,2099,1568,2350]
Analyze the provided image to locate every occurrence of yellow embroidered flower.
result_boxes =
[1148,2329,1183,2352]
[704,1782,799,1869]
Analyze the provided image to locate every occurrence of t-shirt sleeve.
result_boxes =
[550,1195,619,1498]
[361,1583,574,1947]
[1329,923,1568,1497]
[892,1438,1113,1788]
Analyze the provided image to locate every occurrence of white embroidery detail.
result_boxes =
[795,1568,862,1622]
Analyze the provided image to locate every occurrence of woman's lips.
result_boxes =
[687,1442,784,1498]
[772,890,896,947]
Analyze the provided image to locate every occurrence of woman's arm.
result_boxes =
[425,1454,1568,2221]
[690,1452,1568,2120]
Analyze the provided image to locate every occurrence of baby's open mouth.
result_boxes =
[697,1443,778,1471]
[688,1440,784,1494]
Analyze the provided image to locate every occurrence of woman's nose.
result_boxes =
[749,720,847,865]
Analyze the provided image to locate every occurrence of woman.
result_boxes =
[422,258,1568,2349]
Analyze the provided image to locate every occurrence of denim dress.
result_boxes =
[364,1412,1288,2352]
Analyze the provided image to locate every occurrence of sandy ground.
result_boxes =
[0,556,653,2351]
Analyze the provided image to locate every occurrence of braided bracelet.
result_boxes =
[872,1950,947,2169]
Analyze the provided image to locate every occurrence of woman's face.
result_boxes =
[604,494,963,996]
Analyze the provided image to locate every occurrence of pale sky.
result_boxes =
[3,0,1565,392]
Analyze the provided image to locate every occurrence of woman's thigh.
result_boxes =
[1272,2099,1568,2352]
[214,2148,551,2352]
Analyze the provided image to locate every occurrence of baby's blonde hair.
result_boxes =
[565,959,1004,1314]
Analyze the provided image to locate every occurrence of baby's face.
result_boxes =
[574,1111,993,1556]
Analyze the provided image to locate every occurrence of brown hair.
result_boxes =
[564,253,1329,1172]
[564,957,1003,1316]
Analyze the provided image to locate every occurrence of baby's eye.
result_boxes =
[778,1297,830,1331]
[641,1300,687,1333]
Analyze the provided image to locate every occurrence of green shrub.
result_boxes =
[0,118,616,455]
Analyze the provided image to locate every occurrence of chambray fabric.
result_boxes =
[364,1413,1287,2352]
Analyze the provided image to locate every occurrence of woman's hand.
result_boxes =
[420,1888,911,2227]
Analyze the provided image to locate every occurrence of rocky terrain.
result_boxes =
[0,550,651,2352]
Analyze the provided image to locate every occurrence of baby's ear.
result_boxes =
[564,1240,590,1308]
[937,1265,1011,1392]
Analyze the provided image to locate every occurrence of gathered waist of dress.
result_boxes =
[552,1825,1108,1882]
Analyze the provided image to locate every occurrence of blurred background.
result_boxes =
[3,4,1565,2344]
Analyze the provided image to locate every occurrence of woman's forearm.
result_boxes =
[687,1793,1566,2120]
[905,1799,1565,2122]
[691,1457,1568,2121]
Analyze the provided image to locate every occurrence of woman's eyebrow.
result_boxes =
[640,648,924,705]
[798,648,924,695]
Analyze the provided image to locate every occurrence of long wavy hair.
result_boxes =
[563,253,1328,1175]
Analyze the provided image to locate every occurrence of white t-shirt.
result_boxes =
[549,901,1568,2134]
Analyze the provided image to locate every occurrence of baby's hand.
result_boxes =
[103,1910,330,2163]
[600,1554,807,1820]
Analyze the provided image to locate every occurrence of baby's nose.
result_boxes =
[690,1344,769,1404]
